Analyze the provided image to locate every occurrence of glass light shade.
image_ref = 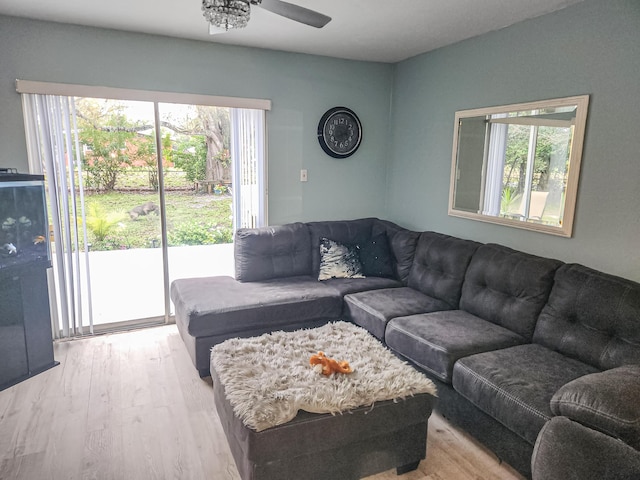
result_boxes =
[202,0,251,30]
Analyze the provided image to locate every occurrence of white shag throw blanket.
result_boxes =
[210,321,437,432]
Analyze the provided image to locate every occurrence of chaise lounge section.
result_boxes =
[170,217,640,479]
[171,218,406,376]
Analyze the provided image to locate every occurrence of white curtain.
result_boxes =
[21,94,93,338]
[230,108,267,229]
[482,114,508,216]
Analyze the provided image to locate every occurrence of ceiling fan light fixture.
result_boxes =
[202,0,251,31]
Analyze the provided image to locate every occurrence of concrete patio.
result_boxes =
[51,243,234,331]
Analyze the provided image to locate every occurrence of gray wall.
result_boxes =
[0,16,393,226]
[387,0,640,282]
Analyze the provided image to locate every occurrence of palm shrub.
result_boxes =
[500,187,521,216]
[84,203,125,241]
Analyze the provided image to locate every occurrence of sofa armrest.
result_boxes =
[532,416,640,480]
[551,364,640,449]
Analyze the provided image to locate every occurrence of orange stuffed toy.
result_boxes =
[309,351,353,376]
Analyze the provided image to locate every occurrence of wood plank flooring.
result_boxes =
[0,325,525,480]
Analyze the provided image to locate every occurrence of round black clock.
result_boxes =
[317,107,362,158]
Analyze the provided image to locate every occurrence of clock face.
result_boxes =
[317,107,362,158]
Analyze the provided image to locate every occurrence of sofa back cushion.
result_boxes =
[307,218,377,276]
[388,228,420,284]
[407,232,480,308]
[235,222,311,282]
[373,219,422,283]
[533,264,640,369]
[460,244,563,340]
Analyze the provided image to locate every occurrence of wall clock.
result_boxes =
[317,107,362,158]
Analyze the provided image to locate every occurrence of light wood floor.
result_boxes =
[0,325,526,480]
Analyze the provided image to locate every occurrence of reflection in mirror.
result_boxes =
[449,95,589,237]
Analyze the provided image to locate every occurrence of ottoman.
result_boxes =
[210,322,437,480]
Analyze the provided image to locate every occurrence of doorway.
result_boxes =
[20,87,268,337]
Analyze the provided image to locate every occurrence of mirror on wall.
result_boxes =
[448,95,589,237]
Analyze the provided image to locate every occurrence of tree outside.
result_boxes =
[500,122,572,221]
[71,98,234,251]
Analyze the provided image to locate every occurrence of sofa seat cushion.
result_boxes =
[170,275,342,338]
[453,344,598,445]
[344,287,452,340]
[320,276,401,297]
[385,310,527,383]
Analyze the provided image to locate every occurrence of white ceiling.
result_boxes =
[0,0,584,63]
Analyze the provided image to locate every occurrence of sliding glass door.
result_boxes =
[158,103,236,301]
[20,85,268,337]
[74,99,165,328]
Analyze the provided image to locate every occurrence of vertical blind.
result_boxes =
[231,108,267,229]
[482,114,508,217]
[22,94,93,338]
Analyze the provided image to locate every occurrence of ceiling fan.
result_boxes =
[202,0,332,34]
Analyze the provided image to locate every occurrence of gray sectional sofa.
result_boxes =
[170,217,640,479]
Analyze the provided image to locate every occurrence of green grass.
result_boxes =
[79,191,232,250]
[52,168,232,251]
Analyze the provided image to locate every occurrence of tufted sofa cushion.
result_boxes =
[533,263,640,369]
[460,244,563,340]
[235,222,311,282]
[407,232,480,309]
[344,232,479,342]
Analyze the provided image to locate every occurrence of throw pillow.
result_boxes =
[318,237,365,281]
[357,232,394,278]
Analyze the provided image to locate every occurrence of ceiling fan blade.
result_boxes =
[258,0,331,28]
